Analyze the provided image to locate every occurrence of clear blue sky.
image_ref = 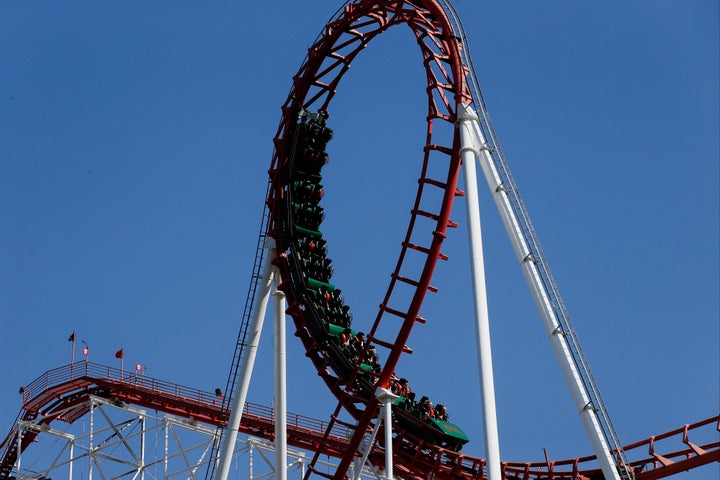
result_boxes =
[1,1,718,477]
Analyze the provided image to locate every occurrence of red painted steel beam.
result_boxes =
[2,363,717,480]
[635,448,720,480]
[266,2,471,477]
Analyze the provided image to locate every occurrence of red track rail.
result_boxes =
[263,1,720,478]
[3,3,715,480]
[267,1,470,477]
[0,363,717,480]
[0,362,365,479]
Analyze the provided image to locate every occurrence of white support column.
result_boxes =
[352,414,384,480]
[15,427,22,477]
[375,387,399,480]
[248,440,254,479]
[88,399,95,480]
[139,415,146,480]
[215,243,277,480]
[457,105,503,480]
[463,103,621,480]
[273,276,288,480]
[68,440,74,480]
[164,418,169,479]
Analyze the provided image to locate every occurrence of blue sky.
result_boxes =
[1,1,718,477]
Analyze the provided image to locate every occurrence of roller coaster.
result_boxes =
[1,1,718,480]
[1,363,717,479]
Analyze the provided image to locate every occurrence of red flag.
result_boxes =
[115,348,124,359]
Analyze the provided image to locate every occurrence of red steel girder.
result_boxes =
[1,363,717,480]
[266,1,470,477]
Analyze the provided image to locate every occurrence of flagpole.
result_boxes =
[71,331,76,363]
[81,340,89,374]
[69,331,76,378]
[116,348,125,378]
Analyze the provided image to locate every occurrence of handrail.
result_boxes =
[6,362,718,480]
[20,362,353,441]
[23,362,218,408]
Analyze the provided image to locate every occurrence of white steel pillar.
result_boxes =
[15,427,22,476]
[457,105,503,480]
[352,405,384,480]
[383,402,393,480]
[139,415,146,480]
[273,275,288,480]
[463,103,621,480]
[215,242,277,480]
[68,440,74,480]
[248,440,254,479]
[164,418,169,478]
[375,387,399,480]
[88,399,95,480]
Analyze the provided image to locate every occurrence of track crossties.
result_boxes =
[265,1,474,477]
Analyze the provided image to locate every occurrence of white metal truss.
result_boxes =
[245,438,382,480]
[10,395,381,480]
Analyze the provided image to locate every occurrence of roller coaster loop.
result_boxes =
[261,0,642,478]
[3,2,716,480]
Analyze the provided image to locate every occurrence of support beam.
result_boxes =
[88,398,95,480]
[461,103,623,480]
[215,243,277,480]
[352,411,384,480]
[273,276,288,480]
[457,105,502,480]
[140,415,146,480]
[375,388,399,480]
[68,440,74,480]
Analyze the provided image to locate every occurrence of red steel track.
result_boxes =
[2,2,716,480]
[262,1,719,479]
[267,1,470,477]
[0,363,717,480]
